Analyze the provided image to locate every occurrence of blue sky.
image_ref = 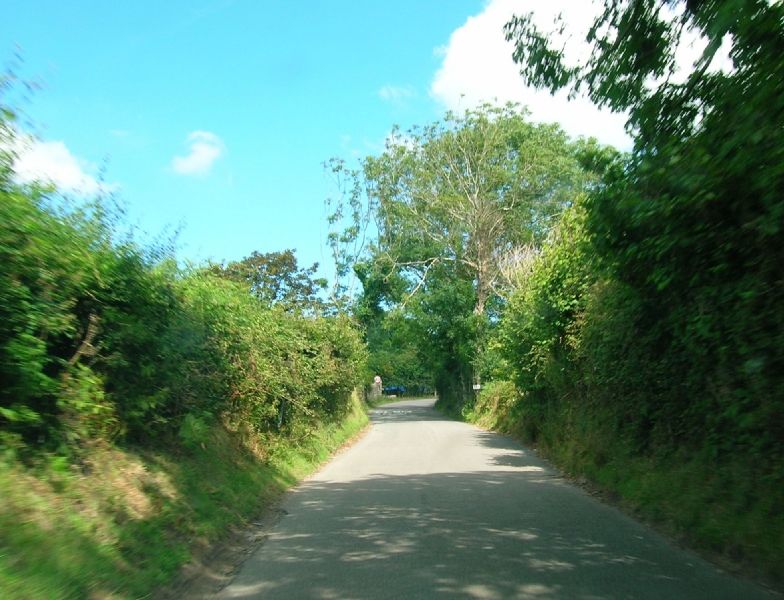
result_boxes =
[3,0,629,281]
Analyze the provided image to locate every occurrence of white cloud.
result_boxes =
[431,0,736,151]
[11,135,114,195]
[430,0,631,149]
[379,84,415,103]
[171,130,224,175]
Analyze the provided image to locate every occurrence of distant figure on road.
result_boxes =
[371,375,382,399]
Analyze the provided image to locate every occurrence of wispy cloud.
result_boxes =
[378,84,415,104]
[171,130,224,175]
[11,135,115,195]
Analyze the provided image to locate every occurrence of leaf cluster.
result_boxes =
[495,0,784,574]
[208,249,328,314]
[0,115,366,459]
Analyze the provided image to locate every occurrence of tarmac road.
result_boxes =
[217,398,776,599]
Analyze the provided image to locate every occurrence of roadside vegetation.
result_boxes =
[3,0,782,594]
[330,0,783,584]
[0,395,367,599]
[0,97,367,598]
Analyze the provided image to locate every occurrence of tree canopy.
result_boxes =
[505,0,783,153]
[332,104,588,316]
[209,249,327,314]
[506,0,784,320]
[329,104,594,398]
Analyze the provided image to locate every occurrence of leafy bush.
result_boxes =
[469,380,520,432]
[171,273,365,444]
[495,163,784,576]
[0,119,366,458]
[498,199,594,442]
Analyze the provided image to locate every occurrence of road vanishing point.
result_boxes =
[217,399,776,599]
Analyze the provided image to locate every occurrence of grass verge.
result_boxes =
[0,393,368,600]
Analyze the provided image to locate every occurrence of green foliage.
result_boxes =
[407,264,480,411]
[503,0,784,461]
[506,0,783,148]
[209,249,328,314]
[98,254,180,437]
[0,109,366,457]
[171,272,364,442]
[178,412,213,449]
[361,103,586,314]
[1,187,117,444]
[0,393,368,600]
[352,259,432,392]
[467,380,520,432]
[494,198,784,576]
[495,0,784,577]
[363,310,430,390]
[0,98,369,597]
[328,104,590,405]
[498,200,595,440]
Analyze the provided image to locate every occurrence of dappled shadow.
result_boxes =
[369,398,445,425]
[219,470,773,599]
[215,401,776,599]
[470,429,552,470]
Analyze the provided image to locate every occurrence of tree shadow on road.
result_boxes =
[219,455,773,599]
[368,398,446,425]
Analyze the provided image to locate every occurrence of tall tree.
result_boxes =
[328,104,591,402]
[505,0,784,325]
[332,103,587,317]
[210,249,327,313]
[504,0,783,162]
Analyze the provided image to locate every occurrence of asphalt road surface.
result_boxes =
[217,399,776,599]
